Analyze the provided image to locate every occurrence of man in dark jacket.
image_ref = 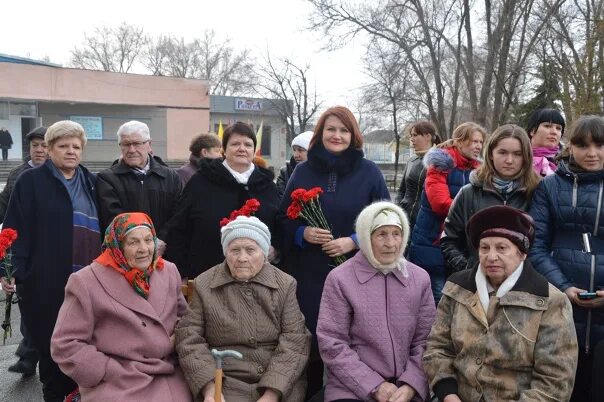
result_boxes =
[276,131,312,199]
[2,126,47,377]
[96,121,182,253]
[0,127,13,161]
[0,127,48,223]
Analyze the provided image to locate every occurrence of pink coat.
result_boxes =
[317,252,436,401]
[51,261,193,402]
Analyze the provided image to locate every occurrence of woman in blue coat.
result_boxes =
[529,115,604,402]
[279,106,390,399]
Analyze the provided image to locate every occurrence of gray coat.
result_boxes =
[175,262,310,402]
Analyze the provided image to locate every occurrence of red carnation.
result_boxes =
[290,189,306,202]
[219,218,230,227]
[287,203,302,220]
[245,198,260,212]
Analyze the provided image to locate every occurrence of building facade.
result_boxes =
[0,54,209,162]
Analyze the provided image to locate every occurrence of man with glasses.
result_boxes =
[96,121,182,254]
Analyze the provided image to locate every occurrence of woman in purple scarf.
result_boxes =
[527,108,565,176]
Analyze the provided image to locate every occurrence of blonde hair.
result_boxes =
[45,120,87,148]
[437,122,487,150]
[474,124,540,195]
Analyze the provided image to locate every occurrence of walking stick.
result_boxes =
[211,348,243,401]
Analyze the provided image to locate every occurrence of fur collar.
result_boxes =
[424,146,480,172]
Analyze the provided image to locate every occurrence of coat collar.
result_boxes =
[90,261,169,324]
[208,262,279,289]
[352,252,409,286]
[445,260,550,323]
[112,155,168,178]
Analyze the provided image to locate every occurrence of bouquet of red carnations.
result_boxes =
[286,187,346,266]
[0,228,18,344]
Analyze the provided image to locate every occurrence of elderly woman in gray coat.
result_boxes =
[175,215,310,402]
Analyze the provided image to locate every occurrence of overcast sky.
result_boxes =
[3,0,367,109]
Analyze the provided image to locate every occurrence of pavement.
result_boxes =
[0,295,43,402]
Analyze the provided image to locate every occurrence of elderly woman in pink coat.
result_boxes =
[51,212,192,402]
[317,201,436,402]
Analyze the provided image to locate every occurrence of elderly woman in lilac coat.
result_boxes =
[317,202,436,402]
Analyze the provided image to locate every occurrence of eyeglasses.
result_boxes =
[119,140,149,149]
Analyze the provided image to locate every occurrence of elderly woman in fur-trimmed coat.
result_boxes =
[423,206,577,402]
[317,202,435,402]
[407,122,486,303]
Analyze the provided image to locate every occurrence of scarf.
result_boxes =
[475,262,524,315]
[492,176,518,198]
[533,146,558,176]
[95,212,164,298]
[223,159,255,184]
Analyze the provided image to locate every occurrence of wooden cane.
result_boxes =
[214,368,223,401]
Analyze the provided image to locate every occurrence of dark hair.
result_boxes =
[409,120,442,145]
[309,106,364,150]
[526,108,566,137]
[189,133,221,156]
[568,115,604,146]
[222,121,256,151]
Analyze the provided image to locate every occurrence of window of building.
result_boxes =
[259,125,271,157]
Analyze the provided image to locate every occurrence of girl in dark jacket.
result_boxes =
[529,115,604,402]
[407,122,486,303]
[167,122,280,279]
[441,124,540,274]
[278,106,390,399]
[396,120,441,231]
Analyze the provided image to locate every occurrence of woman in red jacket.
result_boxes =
[407,122,486,303]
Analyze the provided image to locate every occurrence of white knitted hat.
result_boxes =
[291,131,313,151]
[221,216,271,257]
[355,201,410,270]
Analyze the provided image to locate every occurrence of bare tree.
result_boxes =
[141,30,256,95]
[362,39,416,182]
[309,0,564,135]
[255,52,322,144]
[71,23,146,73]
[539,0,604,121]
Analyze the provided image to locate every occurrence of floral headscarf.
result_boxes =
[94,212,164,298]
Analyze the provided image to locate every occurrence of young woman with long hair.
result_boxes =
[441,124,540,274]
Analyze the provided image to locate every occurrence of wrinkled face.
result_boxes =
[478,236,526,288]
[225,238,265,281]
[201,146,222,159]
[370,225,403,265]
[292,145,308,163]
[49,136,83,173]
[531,122,563,148]
[458,131,484,159]
[119,132,152,169]
[29,138,48,166]
[322,115,352,155]
[122,227,155,270]
[409,128,432,152]
[491,137,523,179]
[224,133,255,169]
[570,136,604,172]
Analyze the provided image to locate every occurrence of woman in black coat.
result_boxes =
[167,122,280,279]
[441,124,540,274]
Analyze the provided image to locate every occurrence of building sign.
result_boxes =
[71,116,103,140]
[235,98,263,111]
